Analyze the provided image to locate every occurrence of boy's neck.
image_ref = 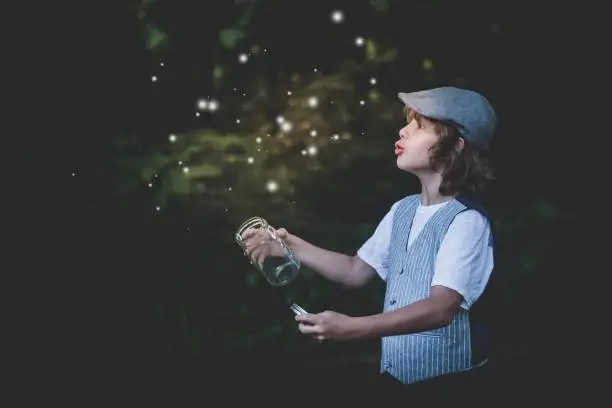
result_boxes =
[417,172,455,206]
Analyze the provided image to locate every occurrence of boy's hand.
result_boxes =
[296,311,359,342]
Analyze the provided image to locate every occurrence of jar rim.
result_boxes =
[235,216,269,242]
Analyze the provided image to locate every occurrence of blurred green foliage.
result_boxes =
[87,0,562,365]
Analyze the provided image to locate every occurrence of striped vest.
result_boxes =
[380,194,493,384]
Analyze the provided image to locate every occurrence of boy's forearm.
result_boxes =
[292,237,356,286]
[350,297,451,340]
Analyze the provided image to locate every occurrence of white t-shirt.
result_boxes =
[357,199,494,310]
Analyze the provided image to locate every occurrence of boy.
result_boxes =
[243,87,497,395]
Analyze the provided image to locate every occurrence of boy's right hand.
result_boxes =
[240,227,297,265]
[273,228,301,252]
[273,228,289,241]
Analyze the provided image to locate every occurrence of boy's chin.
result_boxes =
[396,160,414,173]
[396,161,430,175]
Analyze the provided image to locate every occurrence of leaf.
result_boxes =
[138,154,175,181]
[373,48,398,63]
[169,172,191,194]
[133,0,156,20]
[145,23,167,51]
[193,132,246,150]
[237,3,255,28]
[369,0,390,12]
[219,28,245,49]
[185,163,223,178]
[213,65,224,82]
[366,40,377,61]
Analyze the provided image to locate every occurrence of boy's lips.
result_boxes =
[394,141,404,156]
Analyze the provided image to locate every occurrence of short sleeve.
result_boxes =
[356,202,399,281]
[431,209,494,310]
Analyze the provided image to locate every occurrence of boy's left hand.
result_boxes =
[296,310,358,342]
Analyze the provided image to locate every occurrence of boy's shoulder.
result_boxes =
[394,193,420,207]
[455,195,491,221]
[385,194,420,215]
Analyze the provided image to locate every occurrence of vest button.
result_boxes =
[390,299,396,305]
[399,268,404,275]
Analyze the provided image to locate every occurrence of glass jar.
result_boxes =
[235,216,301,287]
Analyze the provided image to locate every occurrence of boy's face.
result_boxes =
[394,115,439,174]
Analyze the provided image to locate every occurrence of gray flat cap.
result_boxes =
[398,87,497,150]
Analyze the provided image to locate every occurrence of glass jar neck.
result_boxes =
[235,216,269,243]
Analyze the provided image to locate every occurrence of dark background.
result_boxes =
[34,0,587,403]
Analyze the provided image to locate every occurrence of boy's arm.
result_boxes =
[292,237,378,288]
[291,201,397,287]
[349,210,492,339]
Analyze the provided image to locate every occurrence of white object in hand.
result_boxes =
[289,303,307,315]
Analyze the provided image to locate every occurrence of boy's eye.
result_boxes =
[408,119,423,129]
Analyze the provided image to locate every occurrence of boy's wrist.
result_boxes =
[287,234,306,261]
